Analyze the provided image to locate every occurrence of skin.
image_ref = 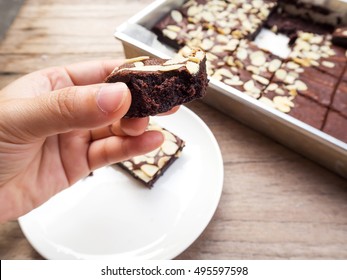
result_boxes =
[0,59,179,223]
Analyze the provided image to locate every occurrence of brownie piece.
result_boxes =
[289,31,346,79]
[153,0,277,48]
[105,49,208,118]
[117,123,185,187]
[322,110,347,143]
[315,43,347,78]
[272,61,337,106]
[332,26,347,48]
[331,80,347,118]
[264,9,333,39]
[261,81,327,129]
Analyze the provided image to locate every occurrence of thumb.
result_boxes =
[5,82,131,139]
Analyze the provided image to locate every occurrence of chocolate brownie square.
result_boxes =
[152,9,193,49]
[118,122,185,187]
[264,10,331,38]
[322,110,347,143]
[272,61,337,106]
[105,49,208,118]
[315,43,347,79]
[153,0,277,49]
[289,32,346,79]
[261,81,327,129]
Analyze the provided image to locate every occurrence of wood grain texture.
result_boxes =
[0,0,347,260]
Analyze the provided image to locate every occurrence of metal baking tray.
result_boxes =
[114,0,347,179]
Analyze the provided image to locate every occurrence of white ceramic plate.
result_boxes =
[18,106,224,260]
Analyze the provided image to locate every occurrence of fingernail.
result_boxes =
[97,83,128,113]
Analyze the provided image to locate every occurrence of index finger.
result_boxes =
[64,59,124,86]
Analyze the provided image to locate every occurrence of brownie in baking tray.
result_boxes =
[260,81,328,129]
[117,123,185,188]
[105,48,208,118]
[152,0,347,143]
[271,61,338,107]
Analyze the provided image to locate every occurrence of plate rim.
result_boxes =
[18,105,224,260]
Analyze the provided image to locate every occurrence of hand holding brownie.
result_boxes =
[0,59,178,223]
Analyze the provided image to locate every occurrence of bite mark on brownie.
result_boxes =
[105,49,209,118]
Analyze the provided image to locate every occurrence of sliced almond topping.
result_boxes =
[310,60,319,67]
[125,56,150,64]
[133,155,148,165]
[273,96,294,113]
[286,61,300,70]
[211,45,225,53]
[259,96,276,108]
[158,156,170,169]
[133,170,151,183]
[163,55,187,65]
[250,51,266,66]
[187,6,200,17]
[162,130,176,142]
[171,10,183,23]
[224,78,243,86]
[215,68,234,78]
[118,64,185,73]
[141,164,159,177]
[294,80,308,91]
[292,57,311,67]
[163,29,178,40]
[134,62,144,67]
[252,74,269,85]
[212,73,222,81]
[195,50,205,61]
[284,74,296,85]
[166,25,181,33]
[275,87,285,95]
[309,35,323,44]
[275,69,287,81]
[305,51,320,60]
[201,38,214,50]
[206,52,218,61]
[188,56,201,63]
[268,59,282,72]
[321,60,335,68]
[122,161,133,170]
[267,83,278,91]
[243,80,255,92]
[246,65,260,75]
[160,64,185,72]
[236,48,248,60]
[162,140,179,155]
[186,61,200,75]
[202,11,215,22]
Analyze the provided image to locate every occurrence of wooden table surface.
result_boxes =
[1,0,347,260]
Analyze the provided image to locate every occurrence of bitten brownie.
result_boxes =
[117,122,185,188]
[105,49,208,118]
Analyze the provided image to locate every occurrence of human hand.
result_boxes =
[0,60,178,222]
